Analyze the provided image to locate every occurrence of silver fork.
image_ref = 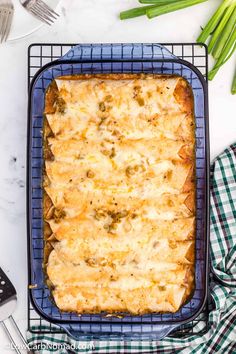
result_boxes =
[20,0,59,25]
[0,0,14,43]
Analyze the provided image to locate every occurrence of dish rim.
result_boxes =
[27,50,210,327]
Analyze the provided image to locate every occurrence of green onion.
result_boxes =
[139,0,178,4]
[208,3,235,53]
[197,0,236,93]
[120,0,207,20]
[197,0,232,44]
[231,68,236,94]
[212,6,236,59]
[120,5,156,20]
[208,27,236,80]
[146,0,207,18]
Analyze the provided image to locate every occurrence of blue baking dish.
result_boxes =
[27,43,210,340]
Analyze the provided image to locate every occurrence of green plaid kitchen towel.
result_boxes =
[27,144,236,353]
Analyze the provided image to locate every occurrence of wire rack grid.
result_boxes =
[28,43,210,338]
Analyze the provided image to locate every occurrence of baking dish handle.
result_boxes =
[60,323,179,341]
[60,43,177,62]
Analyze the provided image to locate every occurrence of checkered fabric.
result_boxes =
[27,144,236,353]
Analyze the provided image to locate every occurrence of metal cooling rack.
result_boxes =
[28,43,211,338]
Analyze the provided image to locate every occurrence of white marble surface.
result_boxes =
[0,0,235,352]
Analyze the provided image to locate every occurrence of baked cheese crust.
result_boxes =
[43,74,195,315]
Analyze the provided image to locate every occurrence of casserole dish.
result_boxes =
[27,43,209,340]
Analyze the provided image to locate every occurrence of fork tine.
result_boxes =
[33,5,55,24]
[21,0,59,26]
[0,2,14,43]
[31,11,52,25]
[0,8,7,43]
[3,7,13,42]
[0,9,4,42]
[37,4,57,20]
[37,0,59,17]
[30,7,52,26]
[2,9,9,42]
[34,3,55,22]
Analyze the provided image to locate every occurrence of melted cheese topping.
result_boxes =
[44,74,195,315]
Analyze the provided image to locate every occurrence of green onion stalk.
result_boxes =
[120,5,156,20]
[212,6,236,60]
[120,0,207,20]
[139,0,179,4]
[147,0,207,18]
[139,0,177,6]
[197,0,233,44]
[232,67,236,94]
[208,27,236,80]
[119,0,236,93]
[197,0,236,92]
